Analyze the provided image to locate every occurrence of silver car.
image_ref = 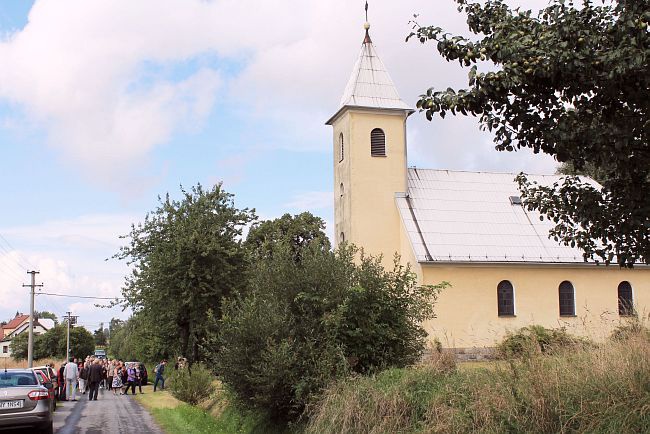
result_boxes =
[0,369,53,434]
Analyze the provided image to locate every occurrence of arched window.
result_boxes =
[340,232,345,243]
[618,281,634,316]
[339,133,344,162]
[497,280,515,316]
[558,281,575,316]
[340,183,344,198]
[370,128,386,156]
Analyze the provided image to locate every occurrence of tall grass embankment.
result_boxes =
[1,358,64,369]
[307,328,650,433]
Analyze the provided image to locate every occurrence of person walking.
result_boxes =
[120,361,128,395]
[78,362,88,395]
[135,364,143,394]
[125,363,137,395]
[107,360,114,391]
[100,360,107,389]
[87,359,103,401]
[63,358,79,401]
[112,362,123,396]
[58,362,67,401]
[153,360,166,392]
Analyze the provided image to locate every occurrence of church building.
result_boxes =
[326,22,649,351]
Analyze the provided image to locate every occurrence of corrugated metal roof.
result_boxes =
[339,31,411,111]
[397,169,600,264]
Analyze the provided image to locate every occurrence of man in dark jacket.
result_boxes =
[87,359,103,401]
[58,363,67,401]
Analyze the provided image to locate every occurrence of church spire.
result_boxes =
[326,5,412,125]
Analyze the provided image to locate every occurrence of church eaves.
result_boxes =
[326,24,413,125]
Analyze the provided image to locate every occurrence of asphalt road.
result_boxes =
[51,387,164,434]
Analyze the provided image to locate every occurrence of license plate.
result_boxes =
[0,400,23,409]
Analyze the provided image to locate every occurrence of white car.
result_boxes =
[0,369,54,434]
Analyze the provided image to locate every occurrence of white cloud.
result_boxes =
[0,214,136,327]
[0,0,560,192]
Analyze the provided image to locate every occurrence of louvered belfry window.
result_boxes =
[339,133,344,162]
[559,281,575,316]
[497,280,515,316]
[370,128,386,156]
[618,281,634,316]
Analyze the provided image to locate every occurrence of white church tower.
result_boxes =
[326,19,414,261]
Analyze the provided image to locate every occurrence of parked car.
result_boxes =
[33,370,56,412]
[0,369,54,434]
[33,366,58,401]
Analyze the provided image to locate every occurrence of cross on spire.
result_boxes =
[363,1,372,44]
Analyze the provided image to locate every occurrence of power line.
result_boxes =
[0,232,34,270]
[36,292,123,301]
[0,259,25,282]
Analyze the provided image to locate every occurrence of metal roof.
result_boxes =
[328,28,411,123]
[340,36,411,111]
[397,169,601,264]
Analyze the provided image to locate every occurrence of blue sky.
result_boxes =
[0,0,555,330]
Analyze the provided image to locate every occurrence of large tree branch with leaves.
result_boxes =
[114,184,256,363]
[409,0,649,266]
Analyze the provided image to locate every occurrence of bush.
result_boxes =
[214,244,446,421]
[307,337,650,433]
[168,364,215,405]
[497,325,591,358]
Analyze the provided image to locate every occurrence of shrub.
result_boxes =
[214,244,446,421]
[307,337,650,433]
[168,364,215,405]
[497,325,591,358]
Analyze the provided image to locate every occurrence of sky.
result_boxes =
[0,0,556,332]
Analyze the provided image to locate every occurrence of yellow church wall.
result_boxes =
[418,264,650,348]
[332,108,409,267]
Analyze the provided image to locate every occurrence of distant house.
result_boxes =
[0,313,54,358]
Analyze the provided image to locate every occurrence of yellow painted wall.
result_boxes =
[419,264,650,348]
[332,108,409,267]
[332,106,650,351]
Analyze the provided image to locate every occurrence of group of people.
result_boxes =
[53,357,148,401]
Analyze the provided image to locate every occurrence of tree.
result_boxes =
[114,183,255,364]
[409,0,649,266]
[93,325,107,347]
[10,324,95,361]
[108,318,124,341]
[215,243,445,421]
[9,333,29,360]
[34,311,58,325]
[108,314,168,362]
[245,212,331,261]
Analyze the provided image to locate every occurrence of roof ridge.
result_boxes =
[408,167,559,177]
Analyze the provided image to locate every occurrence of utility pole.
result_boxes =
[23,271,43,368]
[64,312,78,361]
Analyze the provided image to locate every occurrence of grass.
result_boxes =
[307,331,650,434]
[135,383,296,434]
[1,357,65,369]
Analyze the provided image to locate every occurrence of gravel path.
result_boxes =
[53,387,163,434]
